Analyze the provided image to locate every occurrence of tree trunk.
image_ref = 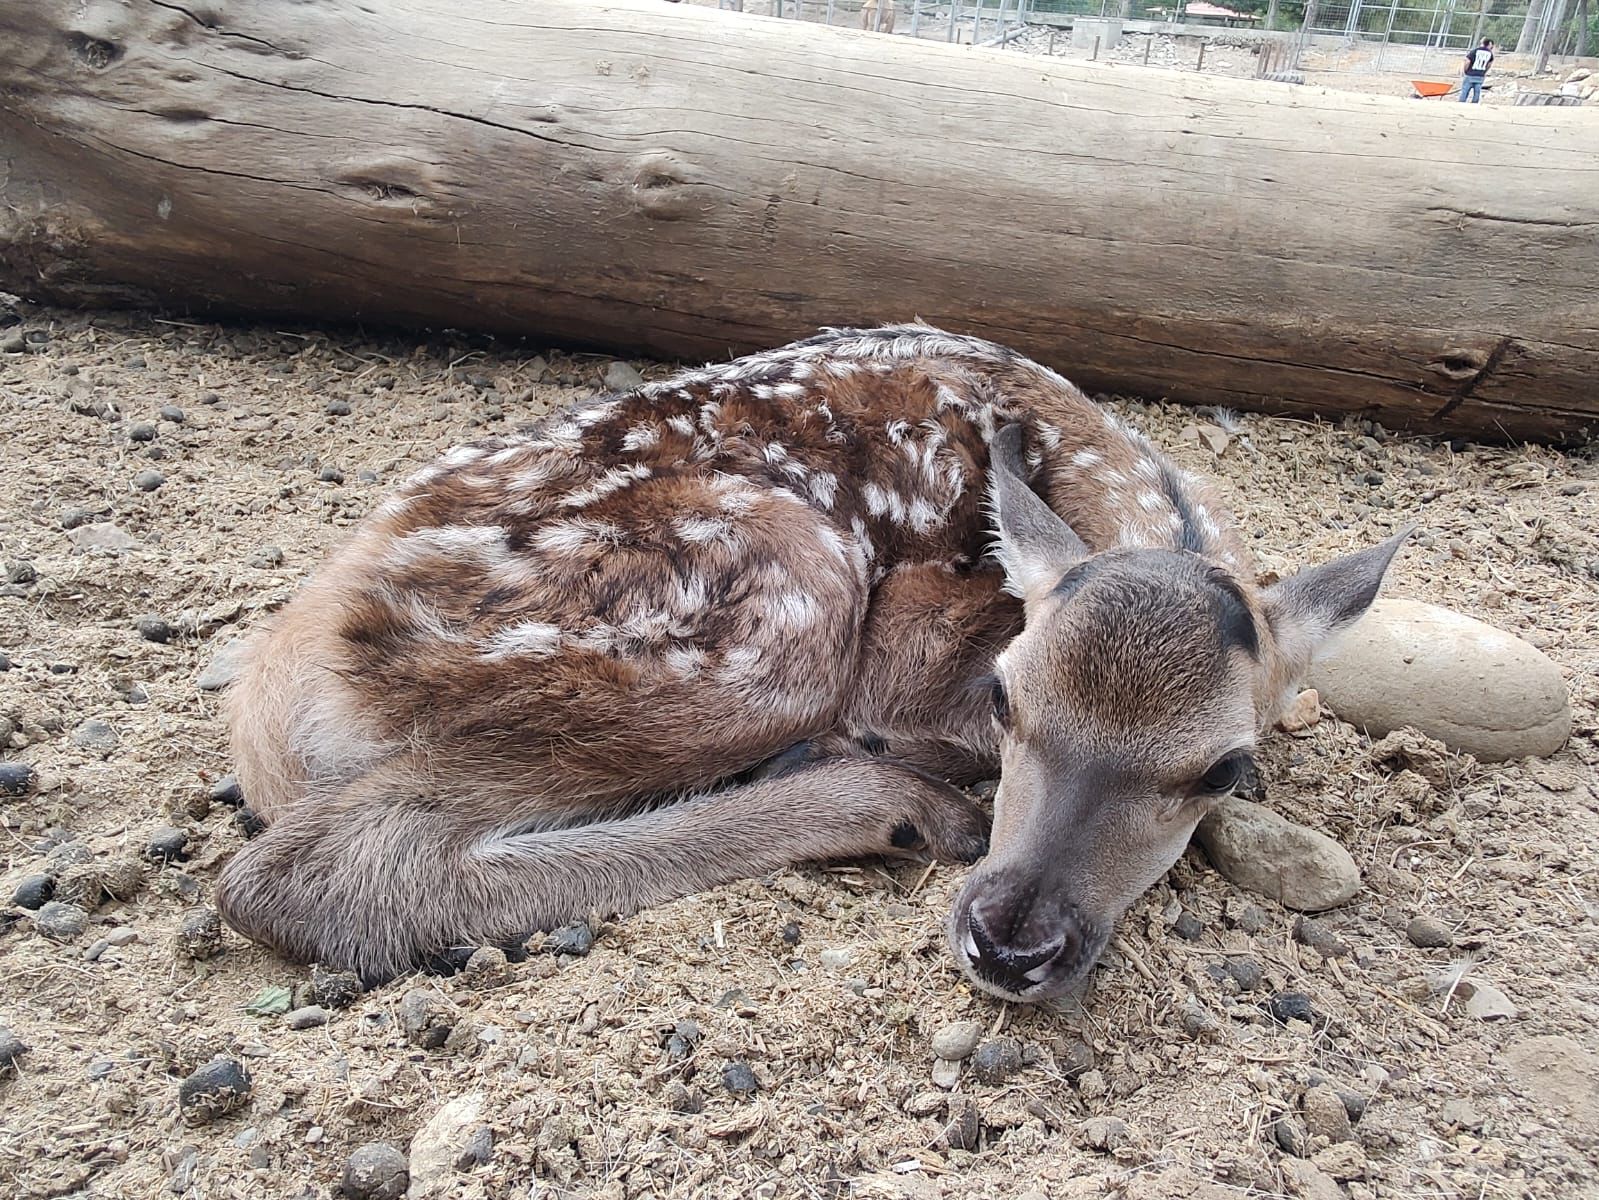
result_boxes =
[1536,0,1572,70]
[1518,0,1550,52]
[1579,0,1590,55]
[0,0,1594,442]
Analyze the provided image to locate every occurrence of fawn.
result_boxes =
[216,325,1405,998]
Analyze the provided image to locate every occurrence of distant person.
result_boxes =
[1460,39,1494,103]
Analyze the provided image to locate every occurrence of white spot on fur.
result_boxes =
[531,518,621,555]
[383,525,510,571]
[479,621,563,661]
[1071,449,1103,470]
[561,464,652,508]
[621,423,660,451]
[674,515,735,545]
[666,415,695,436]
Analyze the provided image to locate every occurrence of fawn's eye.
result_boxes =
[1198,752,1253,795]
[989,678,1011,728]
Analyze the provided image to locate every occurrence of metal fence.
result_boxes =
[714,0,1038,43]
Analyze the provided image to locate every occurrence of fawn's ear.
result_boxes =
[1262,526,1414,667]
[987,424,1090,614]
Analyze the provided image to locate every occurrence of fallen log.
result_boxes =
[0,0,1594,441]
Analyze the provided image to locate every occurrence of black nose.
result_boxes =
[964,903,1068,995]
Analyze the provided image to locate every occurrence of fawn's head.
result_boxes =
[950,425,1409,1002]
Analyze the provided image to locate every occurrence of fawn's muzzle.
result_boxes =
[949,871,1109,1001]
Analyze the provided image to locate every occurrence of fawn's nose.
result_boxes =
[961,898,1077,996]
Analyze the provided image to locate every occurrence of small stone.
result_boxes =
[399,988,455,1049]
[159,405,186,423]
[1196,423,1230,455]
[309,965,364,1009]
[819,946,853,969]
[128,421,158,442]
[1268,991,1317,1025]
[208,775,244,808]
[408,1093,485,1198]
[1457,977,1518,1021]
[969,1038,1022,1086]
[1080,1115,1133,1152]
[1196,798,1360,912]
[13,874,54,909]
[137,616,174,644]
[943,1098,980,1151]
[543,921,594,956]
[68,523,138,552]
[1293,916,1351,958]
[931,1056,961,1089]
[663,1081,702,1113]
[146,825,191,863]
[178,1058,252,1124]
[175,907,223,959]
[1060,1039,1095,1080]
[1406,915,1453,948]
[338,1142,408,1200]
[1308,598,1571,761]
[0,763,34,795]
[325,400,352,416]
[1226,956,1266,991]
[57,858,147,907]
[72,719,120,755]
[930,1020,983,1061]
[1280,1159,1344,1200]
[1273,1113,1309,1156]
[454,1126,494,1170]
[105,927,138,947]
[1181,1002,1219,1039]
[1438,1096,1483,1131]
[722,1060,759,1096]
[32,900,89,940]
[5,560,36,585]
[1310,1141,1367,1181]
[603,361,645,391]
[285,1005,331,1030]
[0,1026,29,1073]
[463,946,511,988]
[1302,1084,1353,1142]
[133,469,166,492]
[1277,688,1322,732]
[318,466,345,483]
[1172,911,1205,941]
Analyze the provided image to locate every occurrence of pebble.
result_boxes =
[208,775,244,807]
[318,466,345,483]
[32,900,89,940]
[1080,1116,1134,1152]
[781,921,801,945]
[175,907,224,959]
[722,1060,759,1096]
[407,1093,484,1198]
[339,1143,408,1200]
[128,421,158,442]
[931,1056,961,1089]
[1310,1142,1368,1181]
[325,400,352,416]
[285,1006,331,1030]
[72,718,120,755]
[12,874,54,909]
[178,1058,253,1124]
[1172,911,1205,941]
[5,560,37,585]
[1273,1113,1309,1156]
[159,405,186,423]
[543,921,594,956]
[1406,915,1453,948]
[455,1126,494,1170]
[0,763,35,795]
[399,988,455,1049]
[969,1038,1022,1086]
[1195,798,1360,911]
[1457,977,1518,1021]
[603,361,645,391]
[0,1026,28,1073]
[310,965,364,1009]
[463,946,511,988]
[68,523,138,552]
[1302,1084,1353,1142]
[1226,956,1266,991]
[943,1098,980,1151]
[146,825,191,863]
[1181,1002,1219,1039]
[930,1020,983,1061]
[818,946,853,969]
[1280,1159,1344,1200]
[1268,991,1317,1025]
[1293,916,1351,958]
[1308,598,1571,761]
[133,469,166,492]
[1277,687,1322,732]
[58,857,147,906]
[136,616,173,643]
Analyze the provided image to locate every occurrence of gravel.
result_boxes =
[132,468,166,492]
[285,1005,331,1030]
[543,921,594,956]
[0,763,35,795]
[399,989,455,1050]
[136,616,174,643]
[71,718,119,754]
[1407,915,1453,948]
[310,965,364,1009]
[12,874,54,909]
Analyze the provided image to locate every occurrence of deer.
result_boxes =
[215,324,1407,999]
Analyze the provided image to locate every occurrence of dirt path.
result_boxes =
[1,306,1596,1199]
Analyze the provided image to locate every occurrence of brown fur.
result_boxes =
[217,325,1405,991]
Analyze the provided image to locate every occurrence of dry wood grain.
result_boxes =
[0,0,1594,440]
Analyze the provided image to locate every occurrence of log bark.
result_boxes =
[0,1,1594,442]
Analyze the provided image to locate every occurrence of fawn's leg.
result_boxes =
[216,751,989,984]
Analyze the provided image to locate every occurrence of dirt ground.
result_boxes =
[1,303,1597,1200]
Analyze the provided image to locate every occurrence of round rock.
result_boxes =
[12,874,54,909]
[32,900,89,940]
[340,1142,409,1200]
[286,1005,331,1030]
[136,616,173,644]
[721,1060,759,1096]
[0,1026,29,1074]
[930,1020,983,1061]
[310,964,364,1009]
[543,921,594,957]
[1308,598,1571,760]
[0,763,35,795]
[145,825,191,863]
[1195,798,1359,911]
[1407,915,1453,948]
[132,469,166,492]
[1302,1084,1353,1142]
[178,1057,252,1124]
[969,1038,1023,1086]
[175,906,224,959]
[71,719,119,755]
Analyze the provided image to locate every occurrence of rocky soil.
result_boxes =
[1,304,1597,1199]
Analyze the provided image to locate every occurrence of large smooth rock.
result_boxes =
[1308,598,1570,761]
[1195,798,1360,912]
[407,1092,485,1198]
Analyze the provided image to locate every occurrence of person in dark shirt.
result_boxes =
[1460,39,1495,103]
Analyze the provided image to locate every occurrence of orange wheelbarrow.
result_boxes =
[1411,79,1456,99]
